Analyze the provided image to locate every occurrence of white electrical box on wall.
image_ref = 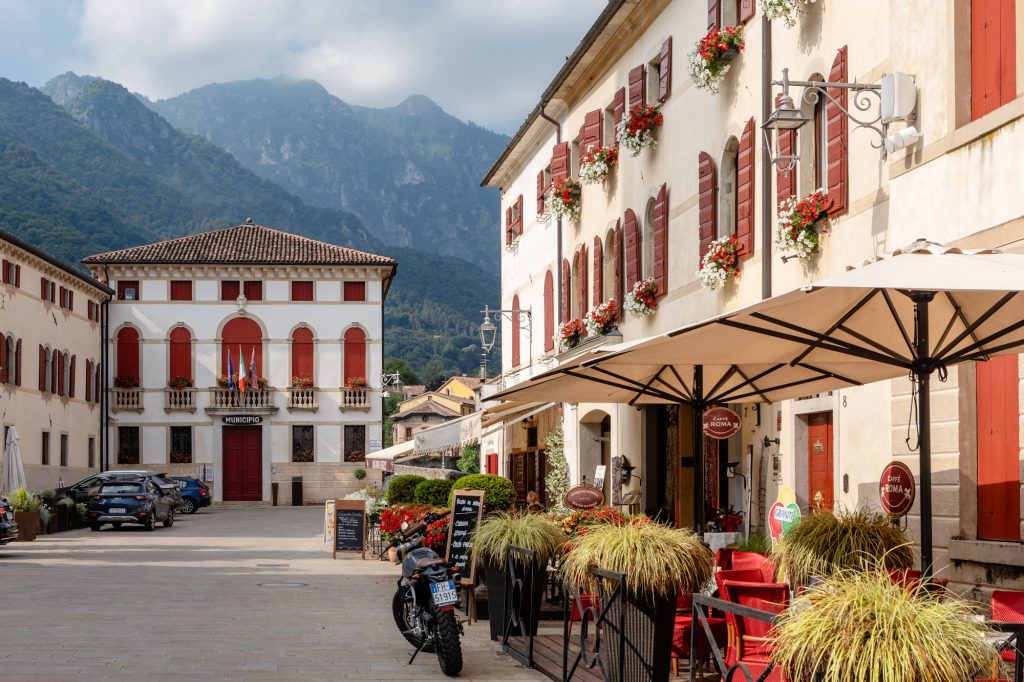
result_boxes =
[880,72,917,124]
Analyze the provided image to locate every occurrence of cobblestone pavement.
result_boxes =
[0,506,545,682]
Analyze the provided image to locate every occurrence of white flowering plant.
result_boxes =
[550,177,582,221]
[697,235,741,290]
[578,145,619,184]
[760,0,816,28]
[616,104,664,157]
[585,299,619,336]
[688,25,745,94]
[775,189,834,260]
[623,278,658,316]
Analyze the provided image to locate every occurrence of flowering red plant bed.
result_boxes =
[167,376,193,390]
[616,105,664,157]
[585,299,619,336]
[688,25,744,93]
[114,374,138,389]
[624,278,657,316]
[550,177,582,221]
[379,503,447,543]
[698,235,741,290]
[775,189,834,260]
[708,505,744,533]
[345,376,368,390]
[556,318,587,352]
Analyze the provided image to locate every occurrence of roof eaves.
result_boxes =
[0,229,114,295]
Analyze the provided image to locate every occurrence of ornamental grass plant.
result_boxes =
[561,522,713,599]
[772,565,996,682]
[773,507,914,586]
[472,511,568,569]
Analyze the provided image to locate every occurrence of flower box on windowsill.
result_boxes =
[555,329,623,362]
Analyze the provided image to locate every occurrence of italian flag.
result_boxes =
[237,345,248,392]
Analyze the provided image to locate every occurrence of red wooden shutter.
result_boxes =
[291,281,314,301]
[40,277,47,300]
[59,286,66,308]
[14,264,19,288]
[736,117,756,258]
[117,327,140,382]
[69,355,76,398]
[977,355,1022,541]
[169,327,193,382]
[578,244,589,316]
[628,65,646,109]
[659,37,673,101]
[343,327,367,383]
[68,291,73,311]
[170,280,193,301]
[51,349,58,395]
[243,280,263,301]
[612,88,626,127]
[505,206,513,245]
[511,294,521,367]
[222,317,263,377]
[537,170,546,214]
[38,345,45,391]
[57,352,65,397]
[551,142,570,184]
[624,209,641,287]
[708,0,721,29]
[543,270,554,352]
[344,281,366,301]
[613,221,624,302]
[740,0,756,23]
[775,96,796,206]
[652,184,669,297]
[221,280,240,301]
[14,339,21,386]
[291,327,314,381]
[486,453,498,475]
[971,0,1017,120]
[827,47,849,215]
[698,152,718,261]
[592,236,604,304]
[582,110,602,153]
[560,258,571,322]
[85,359,92,402]
[516,194,524,234]
[95,362,101,403]
[0,335,6,383]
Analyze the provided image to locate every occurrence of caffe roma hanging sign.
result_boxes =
[703,407,741,440]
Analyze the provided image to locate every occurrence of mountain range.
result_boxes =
[0,73,504,379]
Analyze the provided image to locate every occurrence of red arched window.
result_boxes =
[169,327,192,382]
[511,294,521,367]
[56,351,65,397]
[222,317,263,379]
[543,270,554,352]
[343,328,367,384]
[116,327,140,384]
[291,327,314,384]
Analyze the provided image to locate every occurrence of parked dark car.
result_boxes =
[0,496,18,544]
[68,470,184,510]
[87,479,174,531]
[170,476,212,514]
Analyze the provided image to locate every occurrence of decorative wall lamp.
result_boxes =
[479,304,533,368]
[763,68,918,171]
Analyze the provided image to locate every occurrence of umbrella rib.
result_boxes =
[880,290,916,357]
[724,375,849,403]
[706,365,740,400]
[790,289,880,365]
[793,362,864,388]
[562,368,678,403]
[582,367,688,404]
[731,316,907,367]
[934,291,1016,361]
[949,337,1024,365]
[712,364,781,404]
[628,365,669,407]
[835,324,912,364]
[668,365,694,402]
[943,316,1024,365]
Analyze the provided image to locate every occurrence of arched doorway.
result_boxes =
[579,410,612,502]
[222,317,263,380]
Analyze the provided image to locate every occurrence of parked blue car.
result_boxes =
[170,476,212,514]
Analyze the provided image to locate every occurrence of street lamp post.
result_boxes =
[479,304,533,374]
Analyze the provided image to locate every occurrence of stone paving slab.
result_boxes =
[0,506,546,682]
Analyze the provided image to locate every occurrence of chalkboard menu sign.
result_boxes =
[332,499,366,559]
[444,489,485,581]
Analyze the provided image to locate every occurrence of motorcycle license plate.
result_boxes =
[109,508,127,514]
[430,580,459,607]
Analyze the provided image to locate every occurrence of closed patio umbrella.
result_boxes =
[2,425,27,493]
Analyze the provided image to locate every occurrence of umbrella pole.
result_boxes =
[912,292,936,577]
[693,365,705,534]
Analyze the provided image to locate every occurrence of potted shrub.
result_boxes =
[255,376,269,390]
[556,319,587,352]
[697,235,741,290]
[761,0,816,28]
[773,507,914,587]
[216,374,230,388]
[113,374,138,389]
[624,278,658,316]
[772,567,996,681]
[688,24,745,94]
[9,487,40,541]
[473,512,568,641]
[345,376,368,390]
[550,177,582,221]
[414,478,454,507]
[561,522,713,680]
[616,104,664,157]
[291,374,314,389]
[167,376,193,390]
[584,299,619,337]
[353,467,367,481]
[775,189,834,260]
[386,474,427,505]
[579,144,619,184]
[291,448,314,463]
[447,473,517,512]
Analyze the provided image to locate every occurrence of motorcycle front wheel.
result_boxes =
[431,603,463,677]
[392,586,434,653]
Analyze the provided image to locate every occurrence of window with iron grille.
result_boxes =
[292,425,314,463]
[41,431,50,465]
[344,424,366,463]
[170,426,192,464]
[60,433,68,467]
[88,436,95,469]
[118,426,140,465]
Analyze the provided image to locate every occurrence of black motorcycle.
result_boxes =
[384,510,464,677]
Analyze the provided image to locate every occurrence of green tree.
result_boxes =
[544,428,569,514]
[384,357,421,385]
[456,444,479,474]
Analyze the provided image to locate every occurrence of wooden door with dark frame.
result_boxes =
[807,412,834,511]
[223,425,262,501]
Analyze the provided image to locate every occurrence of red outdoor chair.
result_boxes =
[567,592,600,640]
[889,569,949,598]
[720,579,790,682]
[731,551,777,582]
[715,547,736,571]
[992,591,1024,664]
[715,569,764,599]
[671,591,726,679]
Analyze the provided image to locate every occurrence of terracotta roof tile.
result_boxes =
[394,400,462,419]
[83,222,395,266]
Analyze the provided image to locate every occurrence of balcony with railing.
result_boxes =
[340,387,371,411]
[287,387,318,411]
[206,387,278,414]
[164,387,197,412]
[111,387,143,412]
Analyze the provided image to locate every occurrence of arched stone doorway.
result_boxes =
[579,409,612,502]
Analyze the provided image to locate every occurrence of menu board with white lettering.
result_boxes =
[332,499,366,559]
[444,489,485,580]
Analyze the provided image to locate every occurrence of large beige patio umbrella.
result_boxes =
[493,240,1024,573]
[2,425,27,493]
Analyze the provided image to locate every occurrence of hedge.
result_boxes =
[385,474,426,505]
[414,478,455,507]
[449,474,517,512]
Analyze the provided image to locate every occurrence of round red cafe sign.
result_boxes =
[703,407,741,440]
[879,461,915,517]
[563,484,605,511]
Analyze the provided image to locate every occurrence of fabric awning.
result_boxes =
[480,402,558,437]
[365,440,414,473]
[414,412,481,456]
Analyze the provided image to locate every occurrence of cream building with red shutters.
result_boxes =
[0,229,111,492]
[485,0,1024,593]
[84,221,394,504]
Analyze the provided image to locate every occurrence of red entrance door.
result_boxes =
[808,412,834,510]
[223,426,262,501]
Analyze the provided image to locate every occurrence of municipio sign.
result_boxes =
[703,407,741,440]
[563,484,605,511]
[223,415,262,425]
[879,461,915,517]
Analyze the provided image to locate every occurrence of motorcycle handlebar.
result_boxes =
[399,510,450,539]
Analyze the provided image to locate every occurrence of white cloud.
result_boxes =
[62,0,602,133]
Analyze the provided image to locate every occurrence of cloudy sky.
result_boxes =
[0,0,603,135]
